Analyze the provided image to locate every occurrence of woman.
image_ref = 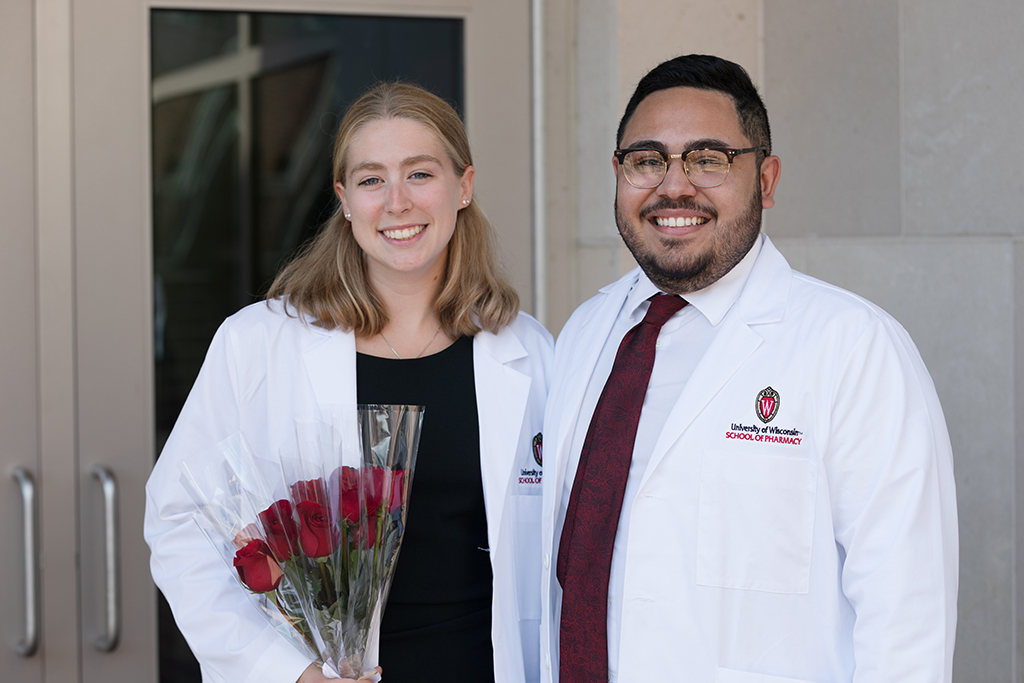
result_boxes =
[145,83,551,683]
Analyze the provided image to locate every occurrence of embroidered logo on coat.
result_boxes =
[755,386,780,423]
[519,433,544,485]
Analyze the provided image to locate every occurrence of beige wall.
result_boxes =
[765,1,1021,679]
[7,0,1012,676]
[548,0,1019,679]
[615,0,763,281]
[544,0,763,331]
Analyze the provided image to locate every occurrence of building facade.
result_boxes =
[1,0,1019,680]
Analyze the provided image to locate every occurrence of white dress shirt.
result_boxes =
[556,235,764,681]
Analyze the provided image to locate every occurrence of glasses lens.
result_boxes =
[685,149,730,188]
[623,150,666,188]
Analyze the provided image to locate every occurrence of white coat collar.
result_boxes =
[638,234,792,487]
[300,322,359,410]
[597,232,791,321]
[299,313,530,409]
[473,324,531,556]
[553,235,793,496]
[621,232,764,326]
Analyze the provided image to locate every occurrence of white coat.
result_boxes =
[145,300,552,683]
[539,236,958,683]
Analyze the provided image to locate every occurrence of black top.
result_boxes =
[356,335,494,682]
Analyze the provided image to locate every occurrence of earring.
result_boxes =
[462,199,469,206]
[344,213,351,219]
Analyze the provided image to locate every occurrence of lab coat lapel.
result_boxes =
[474,328,531,551]
[549,274,638,513]
[640,319,763,484]
[301,326,360,464]
[640,237,793,484]
[302,326,358,407]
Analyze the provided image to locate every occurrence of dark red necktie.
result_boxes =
[557,293,686,683]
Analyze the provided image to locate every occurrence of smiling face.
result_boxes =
[614,86,780,294]
[336,117,473,289]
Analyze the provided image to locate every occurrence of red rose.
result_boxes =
[361,467,386,515]
[329,466,362,524]
[341,495,361,525]
[233,539,282,593]
[351,518,378,549]
[388,469,407,513]
[290,478,327,505]
[296,500,337,558]
[258,500,299,560]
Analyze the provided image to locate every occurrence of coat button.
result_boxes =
[543,553,550,569]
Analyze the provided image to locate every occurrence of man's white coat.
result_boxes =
[539,236,958,683]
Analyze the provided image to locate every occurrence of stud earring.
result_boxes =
[462,199,469,206]
[344,213,351,219]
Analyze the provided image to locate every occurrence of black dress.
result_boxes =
[356,336,495,682]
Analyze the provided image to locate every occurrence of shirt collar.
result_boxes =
[624,232,765,326]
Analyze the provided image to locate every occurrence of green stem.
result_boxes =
[341,523,349,601]
[319,558,336,606]
[270,590,318,654]
[375,510,384,582]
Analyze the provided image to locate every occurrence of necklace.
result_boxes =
[380,324,442,360]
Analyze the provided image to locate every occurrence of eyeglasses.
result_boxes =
[614,146,767,189]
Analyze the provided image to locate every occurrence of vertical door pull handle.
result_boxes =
[12,467,39,657]
[92,466,120,652]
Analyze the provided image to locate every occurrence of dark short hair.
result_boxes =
[616,54,771,156]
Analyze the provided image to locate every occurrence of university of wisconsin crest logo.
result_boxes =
[532,433,543,467]
[755,386,780,423]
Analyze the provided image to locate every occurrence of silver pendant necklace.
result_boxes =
[379,324,442,359]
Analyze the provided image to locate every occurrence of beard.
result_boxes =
[615,186,763,295]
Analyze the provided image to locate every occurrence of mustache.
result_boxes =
[639,197,717,221]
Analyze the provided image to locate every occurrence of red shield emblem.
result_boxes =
[532,433,543,467]
[755,386,780,423]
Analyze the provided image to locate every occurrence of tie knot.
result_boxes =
[643,294,686,328]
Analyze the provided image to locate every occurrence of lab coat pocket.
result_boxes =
[511,493,542,620]
[696,450,815,593]
[715,666,820,683]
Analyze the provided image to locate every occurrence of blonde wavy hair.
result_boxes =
[266,82,519,337]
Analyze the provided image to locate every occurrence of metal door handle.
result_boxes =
[12,467,38,657]
[92,466,120,651]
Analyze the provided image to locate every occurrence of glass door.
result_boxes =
[150,8,465,453]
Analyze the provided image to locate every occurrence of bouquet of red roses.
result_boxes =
[180,405,423,679]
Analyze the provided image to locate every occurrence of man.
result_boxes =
[539,54,957,683]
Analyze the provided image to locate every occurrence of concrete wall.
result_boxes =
[551,0,762,299]
[547,0,760,329]
[553,0,1021,678]
[765,1,1022,679]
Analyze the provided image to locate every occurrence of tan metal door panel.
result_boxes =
[72,1,158,680]
[0,1,42,680]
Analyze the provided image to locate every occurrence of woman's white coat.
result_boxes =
[145,300,551,683]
